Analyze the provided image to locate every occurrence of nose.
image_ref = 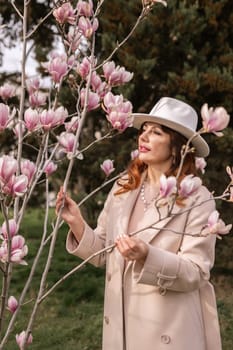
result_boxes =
[139,129,150,141]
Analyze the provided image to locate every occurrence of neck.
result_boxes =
[146,168,163,185]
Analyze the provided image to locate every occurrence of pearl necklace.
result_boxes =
[140,182,158,212]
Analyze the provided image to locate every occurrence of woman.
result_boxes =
[56,97,222,350]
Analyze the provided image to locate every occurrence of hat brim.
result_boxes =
[132,113,209,157]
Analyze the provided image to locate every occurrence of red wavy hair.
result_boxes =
[115,125,198,195]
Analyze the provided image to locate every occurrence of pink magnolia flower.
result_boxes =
[0,83,16,100]
[13,175,28,196]
[90,71,102,90]
[104,91,121,110]
[40,109,57,130]
[43,160,57,176]
[77,57,91,79]
[91,72,109,98]
[103,61,134,86]
[39,106,68,130]
[21,159,37,185]
[131,149,139,160]
[159,174,177,198]
[76,0,94,17]
[16,330,33,349]
[3,175,28,197]
[201,103,230,136]
[107,108,133,132]
[7,296,18,313]
[104,92,132,113]
[100,159,115,177]
[195,157,207,174]
[96,82,109,99]
[0,155,18,184]
[0,103,10,131]
[57,132,76,153]
[1,219,18,239]
[50,57,68,83]
[53,2,75,24]
[65,117,80,132]
[78,16,99,38]
[11,235,28,264]
[13,122,26,138]
[44,54,68,84]
[80,88,100,111]
[29,92,46,108]
[26,77,40,94]
[55,106,69,125]
[67,55,76,69]
[206,210,232,238]
[66,27,82,52]
[24,108,40,132]
[178,175,202,198]
[103,92,133,132]
[0,235,28,265]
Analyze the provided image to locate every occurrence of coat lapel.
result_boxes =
[114,187,140,239]
[136,198,183,243]
[108,185,141,272]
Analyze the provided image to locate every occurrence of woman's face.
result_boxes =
[138,122,172,171]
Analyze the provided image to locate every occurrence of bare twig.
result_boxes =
[39,190,228,302]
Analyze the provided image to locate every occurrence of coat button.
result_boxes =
[107,273,111,282]
[159,287,167,295]
[104,316,109,325]
[161,334,171,344]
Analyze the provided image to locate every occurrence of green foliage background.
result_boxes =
[0,0,232,348]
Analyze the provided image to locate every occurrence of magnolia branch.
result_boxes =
[38,190,230,303]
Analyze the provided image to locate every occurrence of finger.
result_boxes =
[56,193,64,206]
[57,186,64,197]
[115,236,134,258]
[122,236,138,252]
[55,198,63,214]
[55,192,67,214]
[115,234,128,248]
[56,191,63,204]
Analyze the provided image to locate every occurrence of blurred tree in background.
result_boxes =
[0,0,232,268]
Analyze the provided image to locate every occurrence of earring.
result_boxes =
[172,154,176,165]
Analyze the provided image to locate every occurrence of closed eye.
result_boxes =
[139,122,164,136]
[152,129,162,135]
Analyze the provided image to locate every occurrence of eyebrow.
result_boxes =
[143,122,162,130]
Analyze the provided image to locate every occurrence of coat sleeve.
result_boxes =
[66,183,116,267]
[133,186,217,292]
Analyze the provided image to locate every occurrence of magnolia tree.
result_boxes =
[0,0,232,349]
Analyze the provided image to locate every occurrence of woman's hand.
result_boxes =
[115,235,149,264]
[56,187,79,224]
[56,187,85,240]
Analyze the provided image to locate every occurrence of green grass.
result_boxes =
[1,208,104,349]
[6,301,103,350]
[1,208,233,349]
[218,299,233,350]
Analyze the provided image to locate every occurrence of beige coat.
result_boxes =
[67,176,222,350]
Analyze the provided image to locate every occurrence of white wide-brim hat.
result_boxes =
[132,97,209,157]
